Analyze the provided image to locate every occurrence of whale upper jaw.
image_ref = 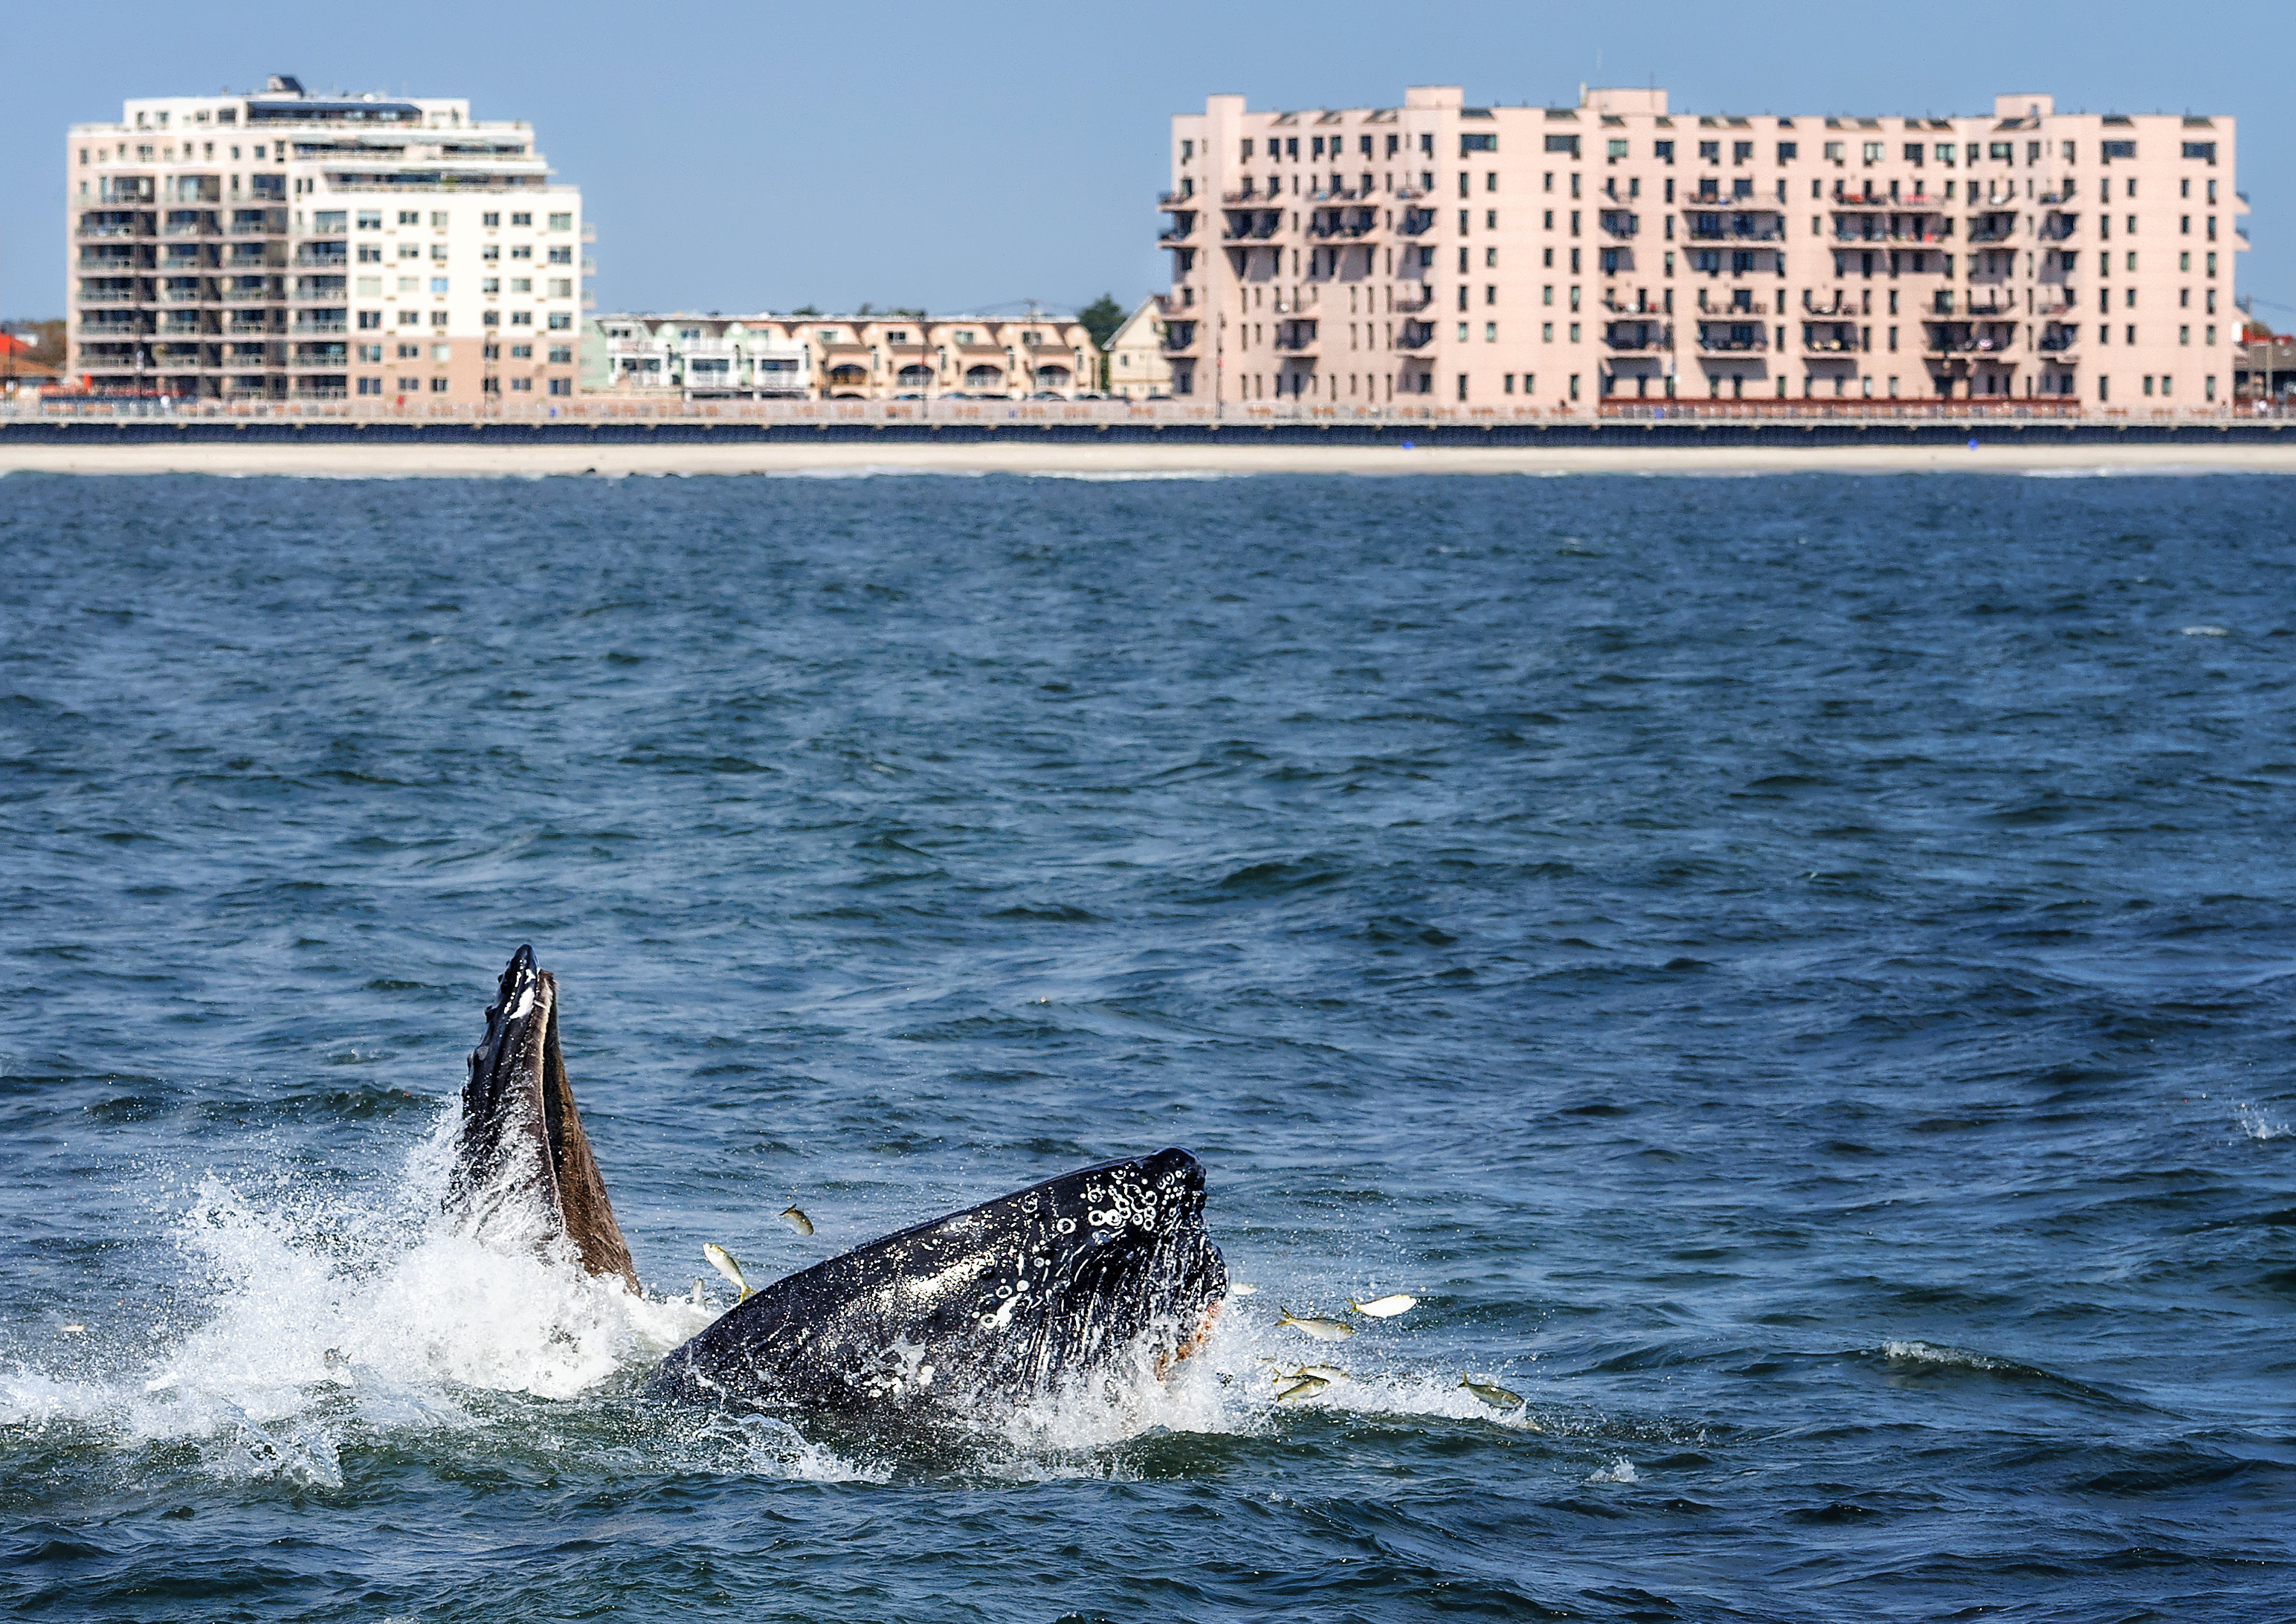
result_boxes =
[648,1148,1228,1417]
[450,945,638,1291]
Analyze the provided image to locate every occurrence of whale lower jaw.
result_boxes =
[449,946,638,1291]
[649,1149,1228,1417]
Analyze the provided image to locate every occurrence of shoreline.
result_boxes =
[4,441,2296,477]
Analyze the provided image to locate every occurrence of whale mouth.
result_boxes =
[445,948,1228,1420]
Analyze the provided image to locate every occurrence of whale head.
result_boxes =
[650,1147,1227,1417]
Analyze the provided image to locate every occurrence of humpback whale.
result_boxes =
[446,948,1227,1415]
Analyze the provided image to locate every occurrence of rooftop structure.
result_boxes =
[65,75,589,402]
[1159,86,2245,413]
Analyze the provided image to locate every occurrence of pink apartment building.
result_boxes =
[1158,86,2244,413]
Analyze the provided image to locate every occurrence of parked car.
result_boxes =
[1027,390,1066,401]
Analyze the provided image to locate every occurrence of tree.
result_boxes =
[1076,293,1125,352]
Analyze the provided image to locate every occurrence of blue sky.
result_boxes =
[4,0,2289,326]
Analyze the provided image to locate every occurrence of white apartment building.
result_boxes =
[66,75,587,403]
[1160,86,2245,411]
[584,313,1097,399]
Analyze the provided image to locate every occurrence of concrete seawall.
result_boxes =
[4,419,2294,477]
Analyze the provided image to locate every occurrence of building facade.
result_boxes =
[1105,296,1176,399]
[585,313,1096,399]
[1159,86,2245,411]
[66,76,588,402]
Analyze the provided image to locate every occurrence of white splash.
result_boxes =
[1883,1339,2002,1370]
[0,1105,876,1486]
[2235,1103,2289,1141]
[1585,1454,1639,1483]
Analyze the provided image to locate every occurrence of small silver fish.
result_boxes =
[780,1205,814,1237]
[59,1324,85,1335]
[703,1243,752,1300]
[1276,1375,1329,1402]
[1270,1362,1348,1385]
[1276,1309,1356,1343]
[689,1277,706,1306]
[1460,1375,1525,1410]
[1348,1293,1418,1319]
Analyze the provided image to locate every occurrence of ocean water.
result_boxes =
[1,469,2292,1622]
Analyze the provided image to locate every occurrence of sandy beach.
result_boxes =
[1,439,2293,478]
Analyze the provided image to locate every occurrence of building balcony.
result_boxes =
[77,219,149,239]
[77,288,139,304]
[1695,298,1768,316]
[1697,323,1768,352]
[291,318,349,335]
[1832,226,1949,245]
[1157,190,1193,208]
[1686,216,1784,242]
[1802,324,1863,352]
[1163,321,1197,352]
[2037,329,2079,352]
[1275,321,1318,354]
[1396,320,1436,352]
[1398,208,1437,236]
[1604,321,1668,350]
[1393,289,1435,313]
[1158,218,1196,245]
[1599,210,1638,236]
[1832,196,1942,213]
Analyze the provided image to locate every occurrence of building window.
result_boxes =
[547,313,571,330]
[430,377,450,393]
[430,312,448,329]
[481,376,500,394]
[548,346,572,364]
[511,343,533,359]
[548,213,572,231]
[1485,322,1497,341]
[356,376,381,396]
[398,210,419,225]
[511,376,532,391]
[511,212,532,227]
[357,311,381,329]
[511,311,532,326]
[547,377,571,396]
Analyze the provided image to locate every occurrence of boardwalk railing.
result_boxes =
[2,393,2288,428]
